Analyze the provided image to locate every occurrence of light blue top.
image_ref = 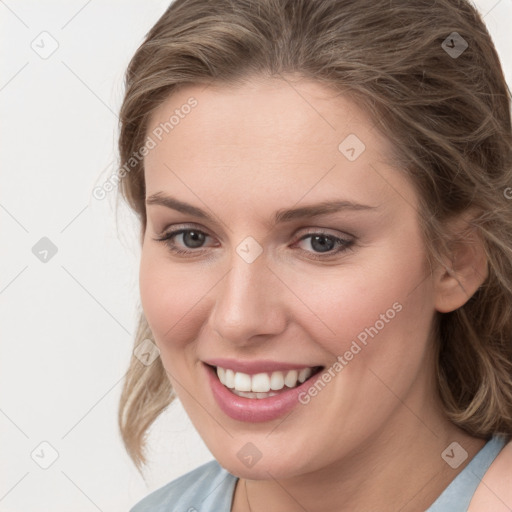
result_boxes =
[130,435,507,512]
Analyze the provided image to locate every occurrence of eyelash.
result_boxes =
[153,226,355,260]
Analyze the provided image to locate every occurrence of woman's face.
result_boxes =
[140,76,439,479]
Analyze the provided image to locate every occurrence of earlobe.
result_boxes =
[433,211,489,314]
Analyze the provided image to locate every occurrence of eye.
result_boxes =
[153,227,216,255]
[153,225,355,260]
[293,232,354,258]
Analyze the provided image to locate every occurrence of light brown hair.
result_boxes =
[117,0,512,470]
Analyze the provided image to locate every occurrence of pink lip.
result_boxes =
[203,363,322,423]
[203,358,315,375]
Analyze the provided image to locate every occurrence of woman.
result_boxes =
[117,0,512,510]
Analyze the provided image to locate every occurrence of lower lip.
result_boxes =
[204,364,320,422]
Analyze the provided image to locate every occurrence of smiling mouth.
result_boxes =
[207,364,324,399]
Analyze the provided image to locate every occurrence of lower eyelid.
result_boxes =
[300,241,354,255]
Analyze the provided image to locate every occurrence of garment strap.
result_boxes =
[427,435,507,512]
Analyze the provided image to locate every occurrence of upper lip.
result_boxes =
[203,358,322,375]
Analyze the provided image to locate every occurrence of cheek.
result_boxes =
[139,248,210,356]
[285,242,432,363]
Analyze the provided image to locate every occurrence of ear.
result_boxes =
[433,209,489,313]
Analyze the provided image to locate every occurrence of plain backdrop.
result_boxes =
[1,1,511,510]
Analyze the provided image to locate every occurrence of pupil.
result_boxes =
[311,235,334,253]
[184,231,205,248]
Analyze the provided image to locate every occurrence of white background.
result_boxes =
[1,1,511,510]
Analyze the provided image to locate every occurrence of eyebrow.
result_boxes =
[146,192,379,225]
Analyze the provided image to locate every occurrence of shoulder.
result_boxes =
[129,459,238,512]
[468,438,512,512]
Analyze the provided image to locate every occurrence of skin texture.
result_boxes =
[139,76,493,511]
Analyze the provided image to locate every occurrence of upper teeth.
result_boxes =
[216,366,313,393]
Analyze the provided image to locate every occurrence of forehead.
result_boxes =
[146,77,381,158]
[143,77,416,214]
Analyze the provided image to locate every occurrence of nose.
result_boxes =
[208,252,288,346]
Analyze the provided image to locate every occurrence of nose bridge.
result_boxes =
[209,249,285,343]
